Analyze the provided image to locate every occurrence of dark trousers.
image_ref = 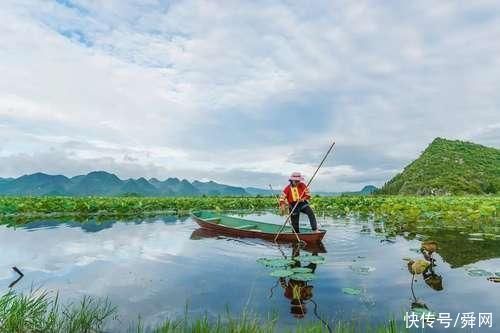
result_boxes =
[290,201,317,233]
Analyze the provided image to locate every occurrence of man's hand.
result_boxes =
[279,202,288,216]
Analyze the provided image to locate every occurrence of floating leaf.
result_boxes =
[257,258,294,267]
[270,269,294,277]
[307,256,326,264]
[342,287,362,295]
[290,273,316,281]
[411,308,436,317]
[466,268,491,277]
[349,265,376,275]
[291,267,313,274]
[468,233,484,237]
[409,248,421,253]
[256,258,270,266]
[293,255,325,264]
[402,257,412,262]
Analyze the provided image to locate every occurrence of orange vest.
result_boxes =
[280,182,311,204]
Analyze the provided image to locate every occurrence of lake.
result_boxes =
[1,212,499,332]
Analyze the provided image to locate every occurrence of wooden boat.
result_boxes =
[191,211,326,243]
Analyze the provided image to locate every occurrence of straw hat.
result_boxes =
[289,172,305,182]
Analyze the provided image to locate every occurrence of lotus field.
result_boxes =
[0,195,497,225]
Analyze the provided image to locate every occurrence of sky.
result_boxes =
[0,0,499,191]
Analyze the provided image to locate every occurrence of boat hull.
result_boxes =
[192,215,326,243]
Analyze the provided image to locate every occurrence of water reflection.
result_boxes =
[272,243,332,332]
[1,213,499,332]
[278,243,318,318]
[407,241,444,316]
[8,267,24,288]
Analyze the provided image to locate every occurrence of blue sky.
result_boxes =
[0,0,499,191]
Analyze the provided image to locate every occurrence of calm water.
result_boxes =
[1,213,499,332]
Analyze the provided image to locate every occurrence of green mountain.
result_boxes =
[0,171,377,197]
[341,185,378,196]
[0,171,250,197]
[379,138,500,195]
[193,180,246,196]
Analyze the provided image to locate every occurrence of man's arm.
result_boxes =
[301,183,311,201]
[279,187,289,215]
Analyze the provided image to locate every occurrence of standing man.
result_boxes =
[279,172,319,233]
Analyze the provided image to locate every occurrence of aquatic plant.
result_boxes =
[0,195,498,225]
[257,258,295,268]
[0,290,116,333]
[0,290,408,333]
[409,259,430,274]
[269,269,294,277]
[341,287,362,296]
[289,273,316,282]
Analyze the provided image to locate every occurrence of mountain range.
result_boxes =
[0,171,245,196]
[0,171,365,197]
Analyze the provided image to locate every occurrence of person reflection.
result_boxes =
[279,243,317,318]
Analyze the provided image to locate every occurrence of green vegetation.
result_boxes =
[379,138,500,195]
[311,195,498,224]
[0,290,405,333]
[0,290,116,333]
[0,195,498,225]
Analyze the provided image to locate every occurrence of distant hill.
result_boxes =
[0,171,248,197]
[0,171,372,197]
[341,185,378,196]
[378,138,500,195]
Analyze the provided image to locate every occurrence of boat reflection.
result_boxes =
[190,227,327,253]
[190,227,330,328]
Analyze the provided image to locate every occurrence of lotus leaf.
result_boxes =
[256,258,270,266]
[466,268,491,277]
[290,273,315,281]
[342,287,362,295]
[293,255,325,264]
[411,260,430,274]
[270,269,294,277]
[290,267,313,274]
[349,265,376,275]
[411,307,436,317]
[306,256,326,264]
[257,258,294,267]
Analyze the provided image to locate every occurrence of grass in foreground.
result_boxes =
[0,290,116,333]
[0,290,407,333]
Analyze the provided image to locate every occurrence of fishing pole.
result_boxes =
[274,141,336,243]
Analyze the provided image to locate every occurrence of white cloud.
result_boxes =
[0,0,499,191]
